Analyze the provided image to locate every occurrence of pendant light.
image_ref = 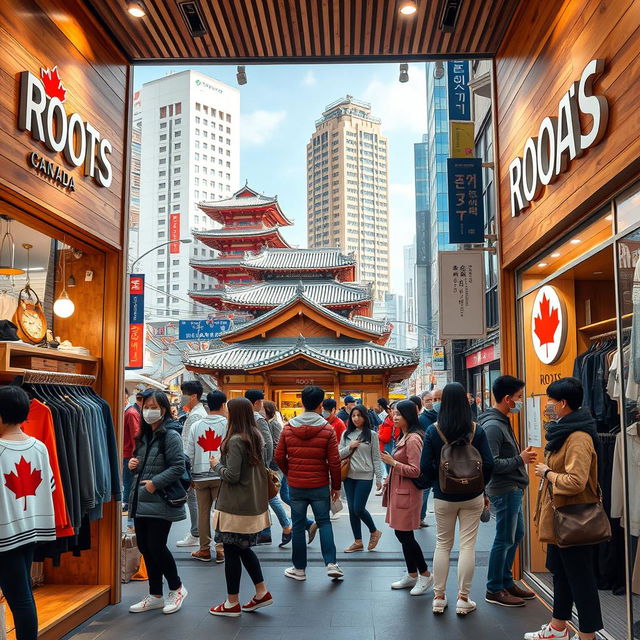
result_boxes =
[53,241,75,318]
[0,217,25,276]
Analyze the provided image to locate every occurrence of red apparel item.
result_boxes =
[123,405,141,458]
[378,415,400,452]
[274,420,341,491]
[22,398,74,537]
[327,414,346,443]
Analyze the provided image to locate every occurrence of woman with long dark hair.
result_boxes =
[421,382,493,615]
[128,390,188,615]
[381,400,433,596]
[339,404,383,552]
[208,397,272,617]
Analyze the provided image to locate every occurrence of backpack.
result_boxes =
[436,423,484,495]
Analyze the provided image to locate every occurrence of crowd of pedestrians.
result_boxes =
[111,375,607,640]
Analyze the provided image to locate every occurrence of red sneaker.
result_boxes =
[209,602,241,617]
[241,592,273,612]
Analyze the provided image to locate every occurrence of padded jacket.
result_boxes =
[274,412,341,490]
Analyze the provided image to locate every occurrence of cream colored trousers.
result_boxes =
[433,494,484,596]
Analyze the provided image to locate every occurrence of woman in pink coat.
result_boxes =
[381,400,433,597]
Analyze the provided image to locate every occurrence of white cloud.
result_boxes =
[302,70,317,86]
[362,64,427,134]
[240,110,287,145]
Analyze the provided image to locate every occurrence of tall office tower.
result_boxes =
[403,241,417,342]
[137,70,240,318]
[373,292,405,350]
[307,95,390,300]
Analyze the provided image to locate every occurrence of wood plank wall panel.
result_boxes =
[0,0,128,250]
[495,0,640,267]
[85,0,522,61]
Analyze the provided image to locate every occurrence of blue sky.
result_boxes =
[134,63,428,293]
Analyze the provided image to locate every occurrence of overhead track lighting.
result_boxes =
[178,1,208,38]
[399,63,409,83]
[399,0,418,16]
[236,65,247,85]
[434,61,445,79]
[439,0,463,32]
[127,1,146,18]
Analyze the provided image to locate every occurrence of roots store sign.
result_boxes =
[17,66,112,192]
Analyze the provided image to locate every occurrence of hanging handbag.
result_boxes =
[266,466,281,499]
[341,449,355,481]
[550,483,611,548]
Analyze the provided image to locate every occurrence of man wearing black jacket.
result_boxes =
[480,375,537,608]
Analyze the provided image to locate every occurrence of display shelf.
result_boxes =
[0,342,99,380]
[4,584,110,640]
[577,313,632,336]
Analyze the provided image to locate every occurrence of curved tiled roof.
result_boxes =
[191,280,371,307]
[184,337,418,372]
[350,315,391,334]
[194,226,284,237]
[243,248,355,271]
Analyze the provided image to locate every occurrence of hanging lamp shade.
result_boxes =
[0,218,25,276]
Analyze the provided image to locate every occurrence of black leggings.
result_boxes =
[395,529,428,574]
[0,544,36,640]
[223,543,264,595]
[135,517,181,596]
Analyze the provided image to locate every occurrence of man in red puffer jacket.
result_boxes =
[275,386,343,582]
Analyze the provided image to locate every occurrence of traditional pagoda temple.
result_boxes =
[185,186,417,417]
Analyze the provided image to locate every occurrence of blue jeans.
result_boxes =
[487,488,525,593]
[261,494,292,536]
[343,478,376,540]
[290,485,336,569]
[280,476,313,529]
[420,488,431,521]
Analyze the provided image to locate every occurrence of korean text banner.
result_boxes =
[447,157,484,244]
[447,60,471,121]
[438,251,485,340]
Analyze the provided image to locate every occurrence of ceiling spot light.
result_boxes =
[551,252,561,258]
[399,63,409,83]
[399,0,418,16]
[434,61,445,79]
[593,271,603,275]
[127,1,146,17]
[538,263,548,268]
[570,239,581,244]
[236,65,247,85]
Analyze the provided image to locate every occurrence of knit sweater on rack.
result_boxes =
[0,436,56,552]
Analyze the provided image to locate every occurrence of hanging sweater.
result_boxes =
[0,437,56,553]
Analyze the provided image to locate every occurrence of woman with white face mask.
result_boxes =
[128,390,189,616]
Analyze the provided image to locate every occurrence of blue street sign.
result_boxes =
[447,60,471,121]
[447,158,484,244]
[178,318,232,341]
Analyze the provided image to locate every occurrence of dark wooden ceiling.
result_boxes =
[84,0,523,62]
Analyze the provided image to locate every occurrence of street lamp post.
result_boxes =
[129,238,192,272]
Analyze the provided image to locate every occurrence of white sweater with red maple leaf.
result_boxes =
[185,414,227,481]
[0,437,56,552]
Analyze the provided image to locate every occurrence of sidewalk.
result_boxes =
[64,493,550,640]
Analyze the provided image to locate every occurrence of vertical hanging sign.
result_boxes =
[447,157,484,243]
[447,61,471,121]
[127,274,145,369]
[169,213,180,253]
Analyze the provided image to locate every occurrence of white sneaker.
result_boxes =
[330,512,340,521]
[284,567,306,581]
[163,586,187,614]
[524,624,570,640]
[129,595,165,613]
[456,597,476,615]
[419,519,430,528]
[176,534,199,547]
[375,488,384,496]
[432,595,448,614]
[410,573,434,596]
[391,573,417,590]
[327,563,344,579]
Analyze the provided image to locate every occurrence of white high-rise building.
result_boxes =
[137,70,240,318]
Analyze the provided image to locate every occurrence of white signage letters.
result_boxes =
[18,69,113,189]
[509,59,608,217]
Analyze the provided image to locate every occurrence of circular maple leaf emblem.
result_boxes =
[531,285,567,365]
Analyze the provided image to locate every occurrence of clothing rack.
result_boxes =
[22,369,96,386]
[589,326,632,341]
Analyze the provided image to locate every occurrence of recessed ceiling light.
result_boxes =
[127,1,146,18]
[399,0,418,16]
[538,263,548,268]
[606,214,613,221]
[593,271,603,275]
[570,239,581,244]
[551,253,561,258]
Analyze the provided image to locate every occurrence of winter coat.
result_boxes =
[384,432,423,530]
[535,430,598,545]
[186,413,227,480]
[419,409,437,431]
[254,412,274,467]
[339,430,383,483]
[378,415,400,452]
[214,435,269,517]
[479,408,529,496]
[326,414,346,443]
[130,419,186,522]
[274,412,341,490]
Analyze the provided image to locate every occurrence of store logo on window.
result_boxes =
[532,285,567,365]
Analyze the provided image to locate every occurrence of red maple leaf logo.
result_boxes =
[533,293,560,357]
[40,66,66,102]
[197,428,223,453]
[4,456,43,511]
